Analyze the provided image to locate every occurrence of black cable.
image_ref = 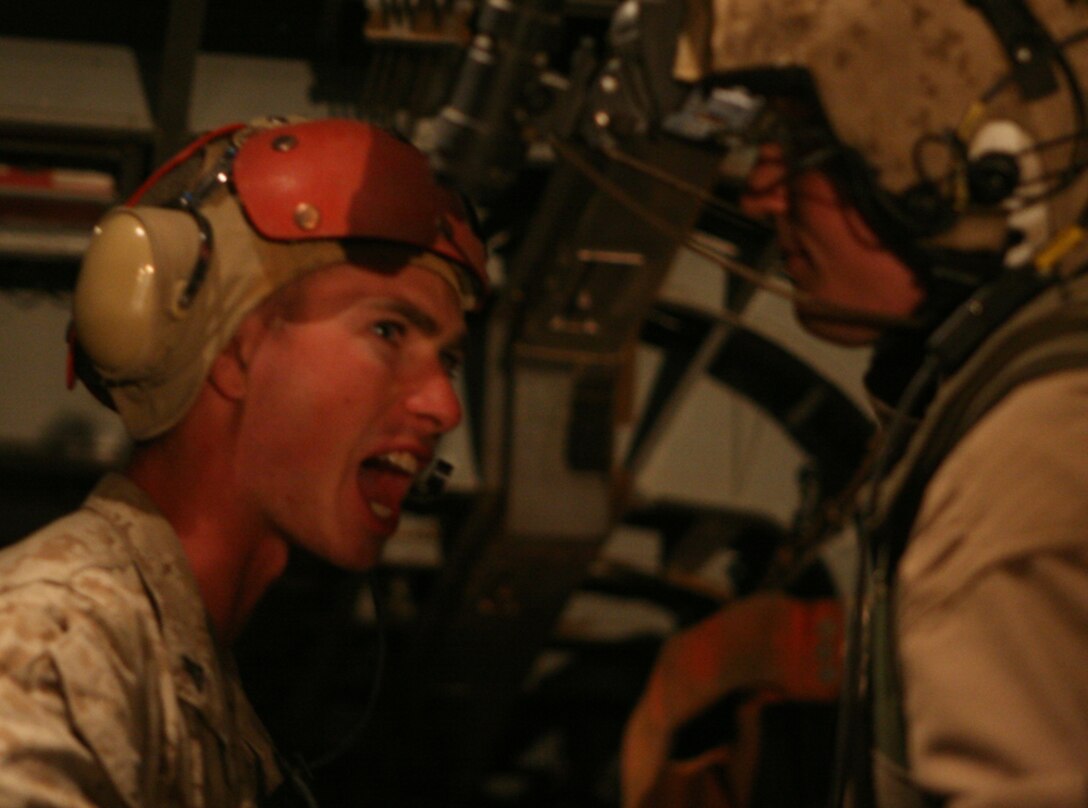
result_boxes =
[265,574,390,807]
[305,573,389,773]
[827,352,942,808]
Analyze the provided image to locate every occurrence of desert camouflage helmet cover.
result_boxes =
[73,117,488,440]
[673,0,1088,263]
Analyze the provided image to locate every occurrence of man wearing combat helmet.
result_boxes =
[623,1,1088,806]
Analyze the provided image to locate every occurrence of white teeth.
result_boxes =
[369,501,393,519]
[375,451,420,475]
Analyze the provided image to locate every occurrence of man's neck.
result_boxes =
[125,430,289,645]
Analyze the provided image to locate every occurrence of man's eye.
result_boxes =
[373,321,406,342]
[440,351,463,378]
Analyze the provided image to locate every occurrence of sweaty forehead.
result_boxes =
[271,260,464,329]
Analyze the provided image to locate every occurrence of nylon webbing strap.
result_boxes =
[966,0,1059,99]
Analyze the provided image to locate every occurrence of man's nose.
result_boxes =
[406,364,463,436]
[739,144,789,220]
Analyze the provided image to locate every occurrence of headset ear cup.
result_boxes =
[69,328,117,409]
[73,207,204,381]
[836,146,957,240]
[967,151,1021,206]
[892,181,958,237]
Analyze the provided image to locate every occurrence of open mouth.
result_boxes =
[364,450,422,476]
[358,451,423,521]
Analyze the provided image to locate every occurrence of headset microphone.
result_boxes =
[412,458,454,498]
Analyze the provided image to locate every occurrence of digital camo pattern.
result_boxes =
[0,474,281,807]
[674,0,1088,253]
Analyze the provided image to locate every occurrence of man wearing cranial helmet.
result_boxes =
[0,116,488,805]
[622,1,1088,807]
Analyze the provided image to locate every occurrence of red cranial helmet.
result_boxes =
[72,116,489,439]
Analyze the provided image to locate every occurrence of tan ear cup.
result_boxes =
[73,207,204,381]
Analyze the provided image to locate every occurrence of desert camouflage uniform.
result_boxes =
[0,473,282,807]
[866,272,1088,808]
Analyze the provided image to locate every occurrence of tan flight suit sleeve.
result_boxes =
[897,369,1088,807]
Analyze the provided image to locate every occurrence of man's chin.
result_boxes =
[328,547,382,573]
[797,310,881,347]
[300,526,387,573]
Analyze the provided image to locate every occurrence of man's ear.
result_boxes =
[207,316,263,401]
[207,339,248,401]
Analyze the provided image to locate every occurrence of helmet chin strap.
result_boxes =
[966,0,1060,100]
